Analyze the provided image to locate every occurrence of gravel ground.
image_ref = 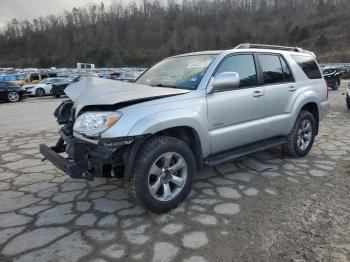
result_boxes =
[0,82,349,262]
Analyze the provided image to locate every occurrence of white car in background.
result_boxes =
[24,77,67,97]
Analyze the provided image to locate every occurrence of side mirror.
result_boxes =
[209,72,240,93]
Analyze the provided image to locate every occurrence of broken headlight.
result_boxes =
[73,111,122,138]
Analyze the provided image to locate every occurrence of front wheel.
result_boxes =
[346,94,350,109]
[128,136,196,213]
[282,110,316,157]
[35,88,45,97]
[7,91,20,102]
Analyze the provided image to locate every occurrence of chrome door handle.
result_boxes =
[252,91,264,97]
[289,86,297,92]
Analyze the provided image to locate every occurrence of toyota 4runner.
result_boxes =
[40,44,330,213]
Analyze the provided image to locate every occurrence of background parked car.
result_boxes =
[51,73,98,98]
[322,67,342,90]
[0,81,27,103]
[117,70,143,82]
[24,77,67,97]
[25,72,58,85]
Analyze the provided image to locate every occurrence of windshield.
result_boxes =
[136,54,217,90]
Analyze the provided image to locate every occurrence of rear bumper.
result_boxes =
[319,100,330,121]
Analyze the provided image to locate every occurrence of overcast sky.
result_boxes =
[0,0,134,28]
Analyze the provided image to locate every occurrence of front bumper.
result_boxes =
[40,130,130,180]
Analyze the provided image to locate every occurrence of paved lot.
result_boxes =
[0,85,349,262]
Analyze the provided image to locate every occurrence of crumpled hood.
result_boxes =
[65,76,190,113]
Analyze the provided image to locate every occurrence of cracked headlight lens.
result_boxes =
[73,111,122,137]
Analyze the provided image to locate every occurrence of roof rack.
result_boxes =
[234,43,304,53]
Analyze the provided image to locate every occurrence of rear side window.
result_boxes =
[41,74,48,79]
[215,54,257,88]
[31,74,39,81]
[291,55,322,79]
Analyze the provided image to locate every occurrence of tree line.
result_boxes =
[0,0,349,68]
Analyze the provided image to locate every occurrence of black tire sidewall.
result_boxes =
[133,138,195,213]
[292,111,316,157]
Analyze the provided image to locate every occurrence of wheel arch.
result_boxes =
[289,93,320,135]
[122,125,204,180]
[301,102,319,135]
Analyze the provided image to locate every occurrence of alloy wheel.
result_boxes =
[7,91,19,102]
[297,119,312,151]
[148,152,187,202]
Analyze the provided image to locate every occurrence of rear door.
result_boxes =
[257,53,295,138]
[207,53,266,154]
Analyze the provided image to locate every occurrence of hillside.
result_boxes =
[0,0,349,67]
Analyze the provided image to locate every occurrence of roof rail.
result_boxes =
[234,43,304,53]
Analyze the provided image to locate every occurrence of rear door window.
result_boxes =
[280,57,294,82]
[259,54,285,84]
[291,55,322,79]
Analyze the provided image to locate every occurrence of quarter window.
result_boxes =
[215,54,257,88]
[291,55,322,79]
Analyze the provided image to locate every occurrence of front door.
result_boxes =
[207,53,266,154]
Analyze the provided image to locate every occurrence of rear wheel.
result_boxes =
[128,136,196,213]
[332,80,340,90]
[282,110,316,157]
[7,91,20,102]
[35,88,45,97]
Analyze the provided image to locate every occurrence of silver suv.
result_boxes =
[40,44,330,213]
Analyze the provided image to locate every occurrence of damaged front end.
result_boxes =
[39,100,145,180]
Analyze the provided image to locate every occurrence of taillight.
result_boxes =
[324,79,328,99]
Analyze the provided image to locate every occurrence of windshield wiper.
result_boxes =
[150,83,193,90]
[151,84,180,89]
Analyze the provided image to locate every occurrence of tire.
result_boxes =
[35,88,45,97]
[128,136,196,213]
[7,91,20,102]
[346,94,350,109]
[282,110,316,157]
[332,80,340,90]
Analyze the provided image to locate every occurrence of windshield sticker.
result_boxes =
[187,61,211,69]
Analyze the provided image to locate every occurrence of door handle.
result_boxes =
[289,86,297,92]
[252,90,264,98]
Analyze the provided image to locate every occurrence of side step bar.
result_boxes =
[204,137,287,166]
